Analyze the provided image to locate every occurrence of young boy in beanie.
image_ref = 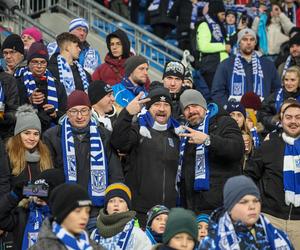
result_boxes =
[90,183,152,249]
[145,205,169,245]
[196,214,209,242]
[30,183,104,250]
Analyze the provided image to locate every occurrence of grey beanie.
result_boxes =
[14,104,41,135]
[223,175,260,212]
[237,28,257,45]
[180,89,207,112]
[125,55,148,77]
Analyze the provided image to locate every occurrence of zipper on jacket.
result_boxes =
[162,137,167,203]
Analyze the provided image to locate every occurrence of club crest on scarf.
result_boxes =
[91,169,106,194]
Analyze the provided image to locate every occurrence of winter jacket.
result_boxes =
[252,13,294,55]
[0,137,9,195]
[211,55,281,107]
[179,108,244,214]
[0,70,19,140]
[29,218,104,250]
[278,56,300,77]
[244,131,300,220]
[110,109,180,216]
[148,0,176,27]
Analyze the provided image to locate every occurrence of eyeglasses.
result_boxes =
[3,50,18,56]
[68,108,90,117]
[30,60,47,67]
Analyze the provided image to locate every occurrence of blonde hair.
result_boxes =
[282,66,300,88]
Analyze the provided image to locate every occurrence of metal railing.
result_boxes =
[20,0,185,71]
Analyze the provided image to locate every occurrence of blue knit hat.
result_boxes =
[196,214,209,224]
[69,18,89,33]
[226,101,246,118]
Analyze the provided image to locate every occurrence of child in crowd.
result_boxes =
[225,9,238,55]
[90,183,152,249]
[145,205,169,245]
[196,214,209,243]
[30,183,103,249]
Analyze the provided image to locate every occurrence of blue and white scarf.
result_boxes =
[79,47,101,75]
[138,108,181,139]
[148,0,174,13]
[122,77,147,97]
[61,116,108,206]
[217,212,293,249]
[176,111,210,192]
[284,3,297,25]
[282,55,292,78]
[14,66,27,78]
[52,221,92,250]
[204,14,224,43]
[0,81,4,108]
[282,132,300,207]
[57,55,89,96]
[230,52,264,102]
[91,220,135,250]
[275,88,300,113]
[23,67,58,111]
[250,127,260,149]
[190,2,206,29]
[22,202,50,250]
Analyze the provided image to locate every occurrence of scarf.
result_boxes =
[176,111,210,192]
[138,108,181,139]
[14,66,26,78]
[121,77,147,97]
[226,24,236,37]
[47,41,59,58]
[148,0,174,13]
[230,52,264,102]
[0,81,4,108]
[52,221,92,250]
[61,116,108,206]
[145,228,162,245]
[284,3,297,24]
[22,202,50,250]
[190,2,206,29]
[257,12,268,55]
[282,55,292,78]
[79,47,101,74]
[23,67,58,111]
[57,55,89,96]
[275,88,300,113]
[250,127,260,149]
[204,14,224,43]
[282,132,300,207]
[217,212,293,250]
[25,150,41,163]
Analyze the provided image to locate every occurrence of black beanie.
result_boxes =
[104,183,132,211]
[27,42,49,63]
[125,55,148,77]
[208,0,225,16]
[88,80,113,105]
[2,34,24,55]
[145,85,172,110]
[289,33,300,47]
[163,61,185,80]
[49,183,92,224]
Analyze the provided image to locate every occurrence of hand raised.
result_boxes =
[126,92,151,115]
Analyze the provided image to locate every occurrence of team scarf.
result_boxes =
[121,77,147,97]
[0,81,4,108]
[57,55,89,96]
[282,55,292,78]
[217,212,293,249]
[230,52,264,102]
[61,116,108,206]
[14,66,27,78]
[91,219,135,250]
[176,111,210,192]
[204,14,224,43]
[79,47,101,74]
[250,127,260,149]
[282,132,300,207]
[23,67,58,111]
[284,3,297,25]
[21,202,50,250]
[190,2,206,29]
[138,108,182,139]
[52,221,92,250]
[148,0,174,13]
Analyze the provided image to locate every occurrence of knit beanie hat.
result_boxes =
[163,208,198,244]
[104,183,132,211]
[125,56,148,77]
[2,34,24,55]
[88,80,113,106]
[196,214,209,224]
[14,104,41,135]
[289,32,300,47]
[180,89,207,112]
[146,84,172,110]
[69,18,89,33]
[26,42,49,63]
[49,183,92,224]
[240,92,262,110]
[226,101,246,118]
[146,205,170,227]
[21,27,43,42]
[223,175,260,212]
[163,61,185,80]
[208,0,225,16]
[237,28,257,45]
[67,90,91,110]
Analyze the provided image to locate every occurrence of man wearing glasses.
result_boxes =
[43,90,123,232]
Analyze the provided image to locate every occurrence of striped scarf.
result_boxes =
[282,55,292,78]
[23,67,58,111]
[61,116,108,206]
[52,221,92,250]
[57,55,89,96]
[176,111,210,192]
[230,52,264,102]
[14,66,27,78]
[250,127,260,149]
[275,88,300,113]
[204,14,224,43]
[282,132,300,207]
[0,81,4,108]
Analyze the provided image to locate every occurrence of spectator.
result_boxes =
[177,89,244,214]
[43,90,123,232]
[225,9,238,55]
[47,18,101,75]
[199,175,294,249]
[196,214,209,243]
[211,28,281,108]
[90,183,152,249]
[245,102,300,249]
[92,29,131,86]
[112,55,149,108]
[0,137,9,195]
[281,0,300,26]
[30,183,104,249]
[103,0,130,19]
[21,27,43,52]
[47,32,91,97]
[111,87,180,226]
[145,205,169,245]
[88,80,117,131]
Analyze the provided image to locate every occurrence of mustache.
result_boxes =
[156,112,167,116]
[188,112,198,118]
